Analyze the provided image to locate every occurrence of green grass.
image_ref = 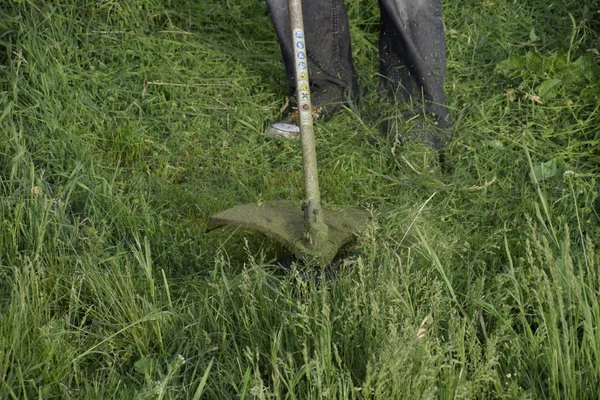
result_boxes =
[1,0,599,398]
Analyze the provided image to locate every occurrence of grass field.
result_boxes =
[1,0,599,398]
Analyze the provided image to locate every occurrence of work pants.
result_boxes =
[265,0,451,132]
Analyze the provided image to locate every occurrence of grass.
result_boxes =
[0,0,599,398]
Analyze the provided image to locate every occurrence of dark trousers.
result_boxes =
[265,0,451,130]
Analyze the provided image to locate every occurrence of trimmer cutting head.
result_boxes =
[208,200,370,266]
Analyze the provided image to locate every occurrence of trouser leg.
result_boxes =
[378,0,451,132]
[265,0,357,112]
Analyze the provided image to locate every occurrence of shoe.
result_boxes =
[398,141,442,175]
[385,115,452,152]
[384,115,452,175]
[265,106,323,140]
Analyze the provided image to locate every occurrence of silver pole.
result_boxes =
[288,0,328,248]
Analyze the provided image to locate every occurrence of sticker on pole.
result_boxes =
[300,112,311,123]
[294,30,304,39]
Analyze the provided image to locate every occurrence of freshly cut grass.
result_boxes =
[0,0,599,398]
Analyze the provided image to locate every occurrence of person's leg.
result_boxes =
[266,0,357,114]
[378,0,452,150]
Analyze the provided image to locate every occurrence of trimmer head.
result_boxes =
[208,200,370,265]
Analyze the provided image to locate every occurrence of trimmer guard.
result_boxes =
[208,200,370,265]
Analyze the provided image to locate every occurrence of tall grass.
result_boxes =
[1,0,599,398]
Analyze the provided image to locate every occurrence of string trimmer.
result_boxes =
[208,0,370,266]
